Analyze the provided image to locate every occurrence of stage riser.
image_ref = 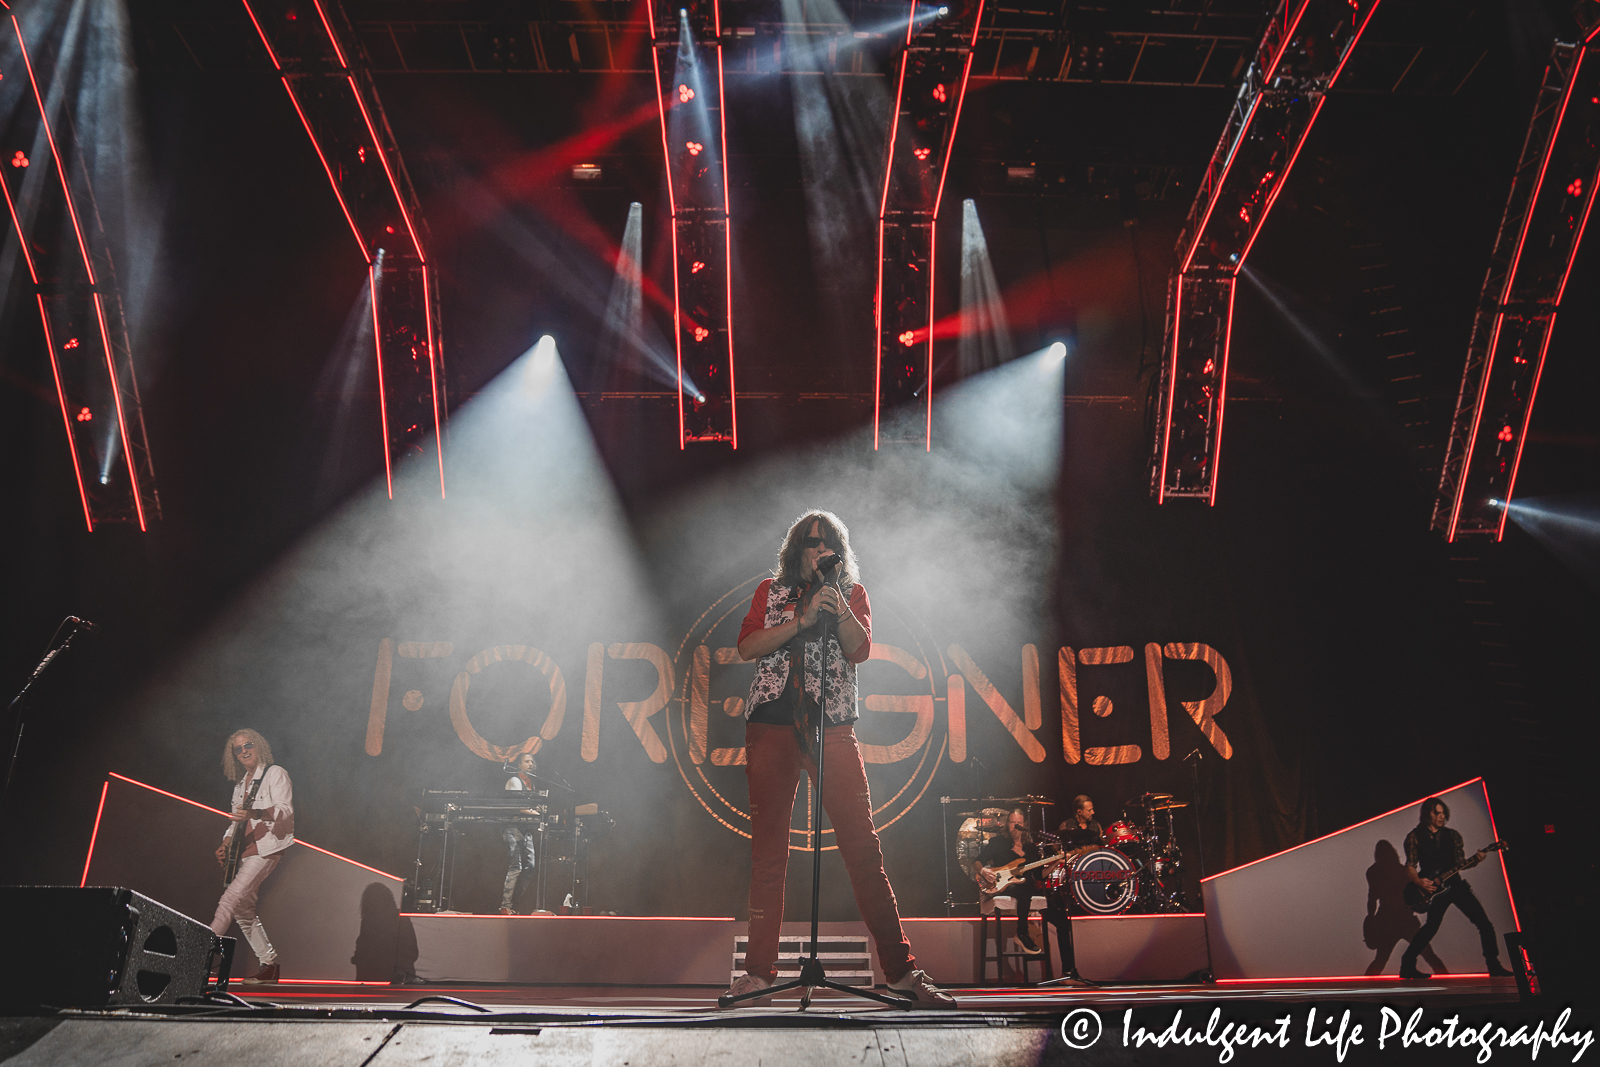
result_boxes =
[411,916,1209,985]
[1202,780,1518,979]
[85,776,406,981]
[88,775,1207,985]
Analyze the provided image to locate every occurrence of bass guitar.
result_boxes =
[221,771,267,888]
[982,851,1066,897]
[1403,840,1507,912]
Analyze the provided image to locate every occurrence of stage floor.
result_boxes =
[225,973,1521,1012]
[0,977,1544,1067]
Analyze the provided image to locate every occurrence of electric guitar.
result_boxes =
[1403,840,1507,912]
[221,771,267,888]
[982,851,1066,897]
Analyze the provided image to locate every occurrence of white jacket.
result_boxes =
[221,764,295,858]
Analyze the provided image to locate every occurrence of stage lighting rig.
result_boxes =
[649,0,738,446]
[1149,0,1380,504]
[874,0,987,449]
[241,0,446,500]
[1432,30,1600,541]
[0,13,159,531]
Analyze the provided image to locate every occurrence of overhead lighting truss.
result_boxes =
[241,0,446,499]
[1,13,159,531]
[875,0,986,450]
[1432,30,1600,541]
[1150,0,1380,503]
[649,0,737,447]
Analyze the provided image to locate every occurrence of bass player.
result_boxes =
[210,728,294,983]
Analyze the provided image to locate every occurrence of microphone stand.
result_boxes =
[2,619,88,819]
[719,568,908,1011]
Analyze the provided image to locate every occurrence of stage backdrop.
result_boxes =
[92,351,1333,924]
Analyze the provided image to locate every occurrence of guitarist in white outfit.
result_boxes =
[210,729,295,983]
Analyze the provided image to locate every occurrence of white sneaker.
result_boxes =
[719,972,773,1008]
[887,968,956,1007]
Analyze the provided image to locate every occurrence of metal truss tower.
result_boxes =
[874,0,986,450]
[1151,0,1380,503]
[1432,30,1600,541]
[648,0,737,447]
[241,0,446,499]
[1,12,159,531]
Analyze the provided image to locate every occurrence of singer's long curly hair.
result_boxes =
[774,509,860,588]
[222,728,275,783]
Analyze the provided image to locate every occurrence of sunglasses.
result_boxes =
[801,536,835,549]
[233,742,255,755]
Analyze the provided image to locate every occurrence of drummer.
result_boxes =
[1057,795,1104,851]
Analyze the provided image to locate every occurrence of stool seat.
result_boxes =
[991,895,1048,912]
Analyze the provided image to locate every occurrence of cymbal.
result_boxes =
[1021,795,1055,806]
[1126,793,1174,807]
[1150,800,1188,810]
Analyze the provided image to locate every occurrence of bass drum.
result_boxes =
[1059,847,1140,915]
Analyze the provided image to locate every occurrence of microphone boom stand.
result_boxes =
[2,620,87,818]
[719,570,908,1011]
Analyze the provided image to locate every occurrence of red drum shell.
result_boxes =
[1104,820,1142,846]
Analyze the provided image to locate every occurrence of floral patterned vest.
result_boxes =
[744,579,861,726]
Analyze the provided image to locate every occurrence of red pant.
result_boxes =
[744,722,915,983]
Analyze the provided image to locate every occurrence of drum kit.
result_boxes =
[949,791,1192,916]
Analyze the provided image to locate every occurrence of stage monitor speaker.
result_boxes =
[0,886,228,1008]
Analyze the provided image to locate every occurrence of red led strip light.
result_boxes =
[88,772,405,883]
[0,164,92,530]
[422,265,445,498]
[13,14,146,529]
[1201,776,1485,881]
[1447,46,1590,541]
[241,0,368,262]
[873,26,912,452]
[1177,1,1312,275]
[717,32,737,450]
[1155,281,1184,505]
[369,263,394,499]
[80,780,109,887]
[1207,278,1237,506]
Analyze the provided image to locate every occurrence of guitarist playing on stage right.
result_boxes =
[1399,797,1512,980]
[209,729,294,983]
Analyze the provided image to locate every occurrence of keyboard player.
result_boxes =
[500,752,540,914]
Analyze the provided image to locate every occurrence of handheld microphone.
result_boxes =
[67,617,99,633]
[818,555,841,573]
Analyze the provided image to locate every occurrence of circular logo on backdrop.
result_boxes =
[666,575,949,850]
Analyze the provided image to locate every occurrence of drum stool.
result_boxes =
[978,894,1054,985]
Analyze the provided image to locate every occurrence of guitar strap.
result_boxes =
[225,769,268,884]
